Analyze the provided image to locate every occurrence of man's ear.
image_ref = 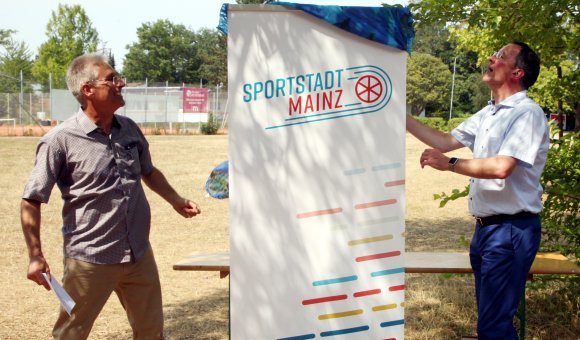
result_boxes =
[512,68,524,81]
[81,83,93,98]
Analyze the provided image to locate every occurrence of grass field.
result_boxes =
[0,134,577,339]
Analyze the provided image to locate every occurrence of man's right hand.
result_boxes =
[28,255,51,290]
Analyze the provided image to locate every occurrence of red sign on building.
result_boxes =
[183,88,209,113]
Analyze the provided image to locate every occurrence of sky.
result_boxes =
[2,0,407,70]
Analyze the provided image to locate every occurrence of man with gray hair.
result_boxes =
[21,53,201,339]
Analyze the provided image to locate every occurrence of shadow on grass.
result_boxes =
[405,274,477,338]
[406,217,474,252]
[164,288,230,340]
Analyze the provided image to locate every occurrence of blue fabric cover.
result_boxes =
[205,160,229,199]
[218,2,414,53]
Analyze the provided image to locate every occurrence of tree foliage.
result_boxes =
[0,29,16,46]
[412,0,578,66]
[32,4,99,90]
[541,127,580,258]
[123,20,199,84]
[411,0,579,128]
[0,35,34,93]
[407,52,452,116]
[412,21,490,117]
[532,61,579,114]
[196,28,227,87]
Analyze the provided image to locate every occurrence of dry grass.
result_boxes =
[0,134,577,339]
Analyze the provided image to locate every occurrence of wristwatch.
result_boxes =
[448,157,459,172]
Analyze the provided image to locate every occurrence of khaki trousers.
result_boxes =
[53,246,163,340]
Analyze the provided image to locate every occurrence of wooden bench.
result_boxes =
[173,251,578,277]
[173,251,578,338]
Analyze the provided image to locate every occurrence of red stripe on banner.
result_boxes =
[384,179,405,187]
[354,199,397,209]
[302,294,348,305]
[355,250,401,262]
[353,289,381,297]
[296,207,343,219]
[389,285,405,292]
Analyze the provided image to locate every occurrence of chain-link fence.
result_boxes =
[0,85,228,136]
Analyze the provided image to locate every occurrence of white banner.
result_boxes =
[229,6,407,339]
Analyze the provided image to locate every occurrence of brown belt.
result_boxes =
[474,211,538,226]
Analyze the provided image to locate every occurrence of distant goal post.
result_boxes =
[0,118,16,128]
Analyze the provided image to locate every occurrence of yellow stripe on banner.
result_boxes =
[372,303,398,312]
[318,309,363,320]
[348,234,393,246]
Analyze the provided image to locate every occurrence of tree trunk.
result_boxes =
[574,102,580,132]
[557,66,564,138]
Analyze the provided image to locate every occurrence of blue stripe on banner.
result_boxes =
[371,163,402,171]
[277,334,316,340]
[344,168,366,176]
[380,319,405,328]
[370,267,405,277]
[313,275,358,286]
[320,325,370,337]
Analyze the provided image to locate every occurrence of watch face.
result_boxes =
[449,157,458,165]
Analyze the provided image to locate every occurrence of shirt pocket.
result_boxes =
[119,146,142,178]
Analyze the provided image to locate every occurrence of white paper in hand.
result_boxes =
[42,273,75,316]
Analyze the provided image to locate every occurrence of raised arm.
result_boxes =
[142,167,201,218]
[21,198,51,290]
[406,115,464,153]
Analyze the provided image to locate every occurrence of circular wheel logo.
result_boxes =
[355,75,383,103]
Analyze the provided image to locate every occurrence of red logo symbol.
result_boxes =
[355,75,383,103]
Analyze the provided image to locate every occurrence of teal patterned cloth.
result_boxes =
[218,2,414,53]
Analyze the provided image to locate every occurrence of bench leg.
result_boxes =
[516,289,526,339]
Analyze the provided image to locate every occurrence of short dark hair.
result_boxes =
[512,40,540,89]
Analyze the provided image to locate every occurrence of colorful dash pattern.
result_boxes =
[318,309,363,320]
[283,161,405,339]
[302,294,348,305]
[348,234,393,246]
[384,179,405,187]
[356,250,401,262]
[355,199,397,209]
[297,208,343,219]
[313,275,358,286]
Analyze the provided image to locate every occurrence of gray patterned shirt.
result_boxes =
[23,110,154,264]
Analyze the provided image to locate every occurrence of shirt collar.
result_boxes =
[76,109,122,135]
[488,90,528,114]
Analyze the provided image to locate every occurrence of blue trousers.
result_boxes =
[469,215,541,339]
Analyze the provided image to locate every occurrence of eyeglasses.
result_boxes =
[492,50,505,60]
[91,74,125,86]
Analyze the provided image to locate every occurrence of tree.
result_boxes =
[532,61,579,130]
[107,50,116,70]
[0,37,34,93]
[195,28,227,87]
[413,21,487,117]
[0,29,16,46]
[407,53,452,116]
[411,0,579,131]
[32,4,99,89]
[123,20,199,84]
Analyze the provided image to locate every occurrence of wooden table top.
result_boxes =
[173,251,578,277]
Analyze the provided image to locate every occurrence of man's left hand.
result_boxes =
[420,148,449,171]
[173,199,201,218]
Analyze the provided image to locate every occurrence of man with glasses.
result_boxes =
[21,53,201,339]
[406,41,548,338]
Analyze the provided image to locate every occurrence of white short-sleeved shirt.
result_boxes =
[451,91,549,217]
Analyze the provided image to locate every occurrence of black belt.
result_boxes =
[474,211,538,226]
